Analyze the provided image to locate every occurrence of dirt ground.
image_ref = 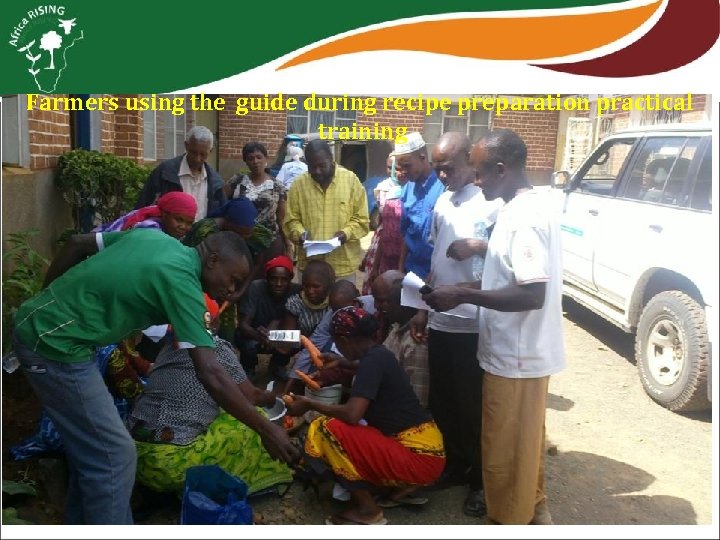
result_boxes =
[2,297,714,531]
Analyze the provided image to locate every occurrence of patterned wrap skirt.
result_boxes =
[134,411,293,495]
[304,416,445,490]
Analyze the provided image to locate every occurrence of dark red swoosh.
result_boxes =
[534,0,719,77]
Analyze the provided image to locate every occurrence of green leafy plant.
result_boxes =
[2,230,49,354]
[2,480,37,524]
[55,149,152,232]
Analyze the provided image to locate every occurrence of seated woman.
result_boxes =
[272,260,335,382]
[127,300,294,497]
[94,191,197,239]
[286,306,445,525]
[236,255,301,376]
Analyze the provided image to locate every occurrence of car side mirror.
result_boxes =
[551,170,571,189]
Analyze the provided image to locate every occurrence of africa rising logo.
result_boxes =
[8,5,83,93]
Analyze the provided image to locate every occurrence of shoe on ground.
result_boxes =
[430,466,469,490]
[463,488,487,518]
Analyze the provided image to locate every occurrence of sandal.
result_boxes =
[376,495,429,508]
[325,514,388,525]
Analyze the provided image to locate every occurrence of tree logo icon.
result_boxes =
[8,6,84,92]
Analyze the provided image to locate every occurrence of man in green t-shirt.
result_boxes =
[12,229,298,524]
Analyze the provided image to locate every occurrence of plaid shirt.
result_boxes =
[383,322,430,408]
[283,166,369,276]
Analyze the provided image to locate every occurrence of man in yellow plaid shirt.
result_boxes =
[283,139,369,282]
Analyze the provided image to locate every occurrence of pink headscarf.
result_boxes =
[123,192,197,230]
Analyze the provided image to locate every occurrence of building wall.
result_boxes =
[492,108,560,185]
[2,168,73,272]
[217,94,287,179]
[3,95,73,268]
[111,94,144,162]
[357,107,425,135]
[27,98,72,170]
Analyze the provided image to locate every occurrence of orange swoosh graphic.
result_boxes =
[279,1,661,69]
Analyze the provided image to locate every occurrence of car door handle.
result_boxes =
[649,224,663,233]
[588,209,599,216]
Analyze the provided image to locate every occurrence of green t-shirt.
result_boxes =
[14,228,215,363]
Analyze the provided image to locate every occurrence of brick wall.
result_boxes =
[111,94,144,162]
[219,95,287,162]
[683,93,706,122]
[492,109,560,172]
[27,94,71,170]
[357,106,425,136]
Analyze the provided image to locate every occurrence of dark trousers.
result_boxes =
[428,329,483,489]
[237,338,291,375]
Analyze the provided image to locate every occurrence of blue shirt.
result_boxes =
[364,176,385,215]
[400,171,444,278]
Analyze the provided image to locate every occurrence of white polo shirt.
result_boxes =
[477,189,566,378]
[428,183,502,333]
[178,155,208,220]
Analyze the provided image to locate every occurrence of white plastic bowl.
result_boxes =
[263,396,287,424]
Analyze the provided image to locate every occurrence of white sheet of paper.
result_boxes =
[303,237,342,257]
[400,271,477,319]
[142,324,169,342]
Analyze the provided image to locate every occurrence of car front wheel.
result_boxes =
[635,290,710,412]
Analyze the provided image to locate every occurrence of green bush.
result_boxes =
[55,149,152,232]
[2,230,49,353]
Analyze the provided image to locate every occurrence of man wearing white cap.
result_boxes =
[393,132,444,280]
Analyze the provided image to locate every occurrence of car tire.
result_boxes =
[635,291,710,412]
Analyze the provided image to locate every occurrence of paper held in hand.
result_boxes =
[267,330,301,347]
[400,271,477,319]
[303,237,342,257]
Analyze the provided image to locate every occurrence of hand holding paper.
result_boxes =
[304,236,342,257]
[401,271,477,319]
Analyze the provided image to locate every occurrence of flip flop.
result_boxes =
[325,514,388,525]
[376,495,429,508]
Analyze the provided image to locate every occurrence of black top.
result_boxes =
[351,344,432,436]
[239,279,301,328]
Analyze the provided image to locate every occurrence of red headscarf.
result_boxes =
[204,293,220,321]
[122,192,197,230]
[264,255,294,277]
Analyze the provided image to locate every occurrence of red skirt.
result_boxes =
[304,416,445,488]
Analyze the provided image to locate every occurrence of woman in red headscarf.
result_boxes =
[94,192,197,239]
[235,255,301,376]
[286,306,445,525]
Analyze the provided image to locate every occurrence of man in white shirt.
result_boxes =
[410,132,501,518]
[136,125,226,219]
[423,129,565,525]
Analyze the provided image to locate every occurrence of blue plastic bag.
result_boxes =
[180,465,253,525]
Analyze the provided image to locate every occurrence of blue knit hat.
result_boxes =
[208,196,257,228]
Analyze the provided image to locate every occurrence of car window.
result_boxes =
[620,137,700,206]
[689,147,712,212]
[572,138,634,196]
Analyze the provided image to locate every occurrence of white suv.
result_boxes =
[553,124,713,412]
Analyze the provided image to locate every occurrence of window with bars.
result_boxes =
[632,95,685,127]
[143,94,186,161]
[1,94,30,167]
[287,95,357,134]
[423,103,490,153]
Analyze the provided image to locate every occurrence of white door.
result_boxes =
[593,135,705,305]
[560,137,635,291]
